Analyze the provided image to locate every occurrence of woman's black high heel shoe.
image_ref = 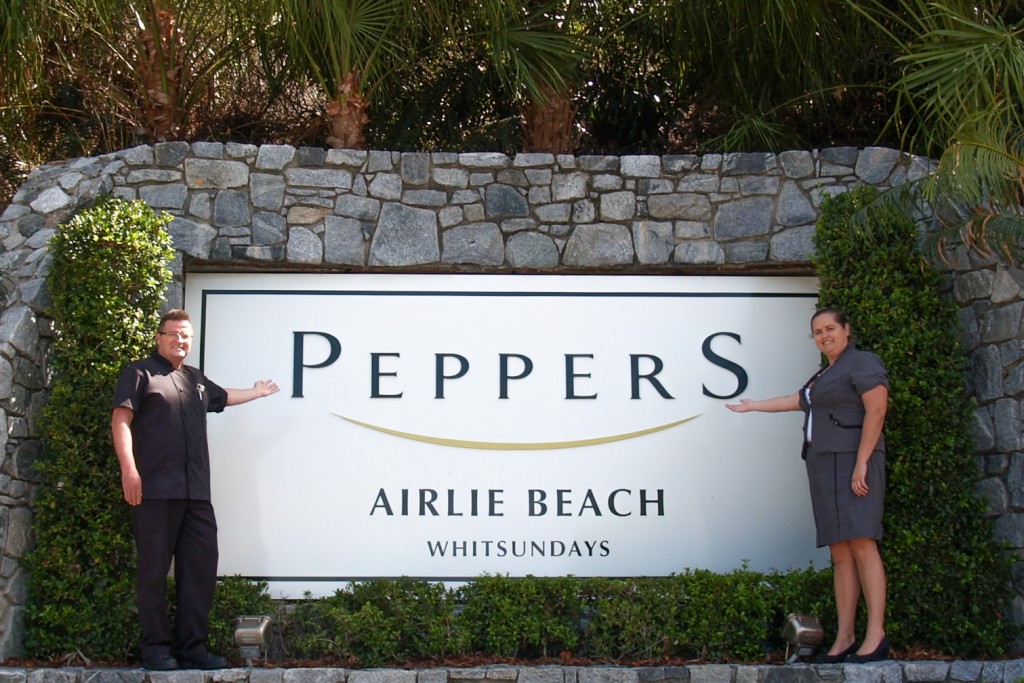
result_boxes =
[812,641,858,664]
[844,636,890,663]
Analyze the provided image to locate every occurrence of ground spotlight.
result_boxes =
[234,615,272,666]
[781,613,823,663]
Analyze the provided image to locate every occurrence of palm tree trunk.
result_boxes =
[326,70,370,150]
[137,2,183,141]
[521,83,576,155]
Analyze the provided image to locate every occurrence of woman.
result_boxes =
[726,307,890,663]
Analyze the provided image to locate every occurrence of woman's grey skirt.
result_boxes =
[804,449,885,547]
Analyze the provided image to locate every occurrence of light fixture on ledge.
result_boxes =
[234,615,273,667]
[781,612,823,664]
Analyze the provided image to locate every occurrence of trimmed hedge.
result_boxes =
[24,198,175,658]
[813,185,1017,655]
[281,570,834,667]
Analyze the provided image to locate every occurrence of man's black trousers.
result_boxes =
[131,499,218,661]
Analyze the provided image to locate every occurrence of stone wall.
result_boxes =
[0,142,1017,660]
[951,258,1024,628]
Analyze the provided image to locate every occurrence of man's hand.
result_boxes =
[253,379,279,397]
[227,380,281,406]
[122,468,142,506]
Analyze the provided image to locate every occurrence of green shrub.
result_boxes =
[578,577,676,661]
[456,574,584,659]
[672,568,773,661]
[347,577,466,659]
[287,590,401,666]
[813,184,1017,655]
[286,577,466,665]
[24,197,175,659]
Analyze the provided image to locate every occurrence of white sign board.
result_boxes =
[184,274,827,597]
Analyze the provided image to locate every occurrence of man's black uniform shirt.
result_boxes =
[113,350,228,500]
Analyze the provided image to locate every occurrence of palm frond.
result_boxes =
[704,112,790,153]
[275,0,414,98]
[853,118,1024,264]
[466,0,582,103]
[893,3,1024,150]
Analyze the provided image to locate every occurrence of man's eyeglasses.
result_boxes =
[158,331,193,341]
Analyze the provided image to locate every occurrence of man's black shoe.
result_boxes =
[177,651,230,670]
[140,654,179,671]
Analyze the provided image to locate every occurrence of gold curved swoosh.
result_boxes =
[332,413,700,450]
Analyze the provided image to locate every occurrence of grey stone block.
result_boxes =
[724,152,771,175]
[777,182,817,226]
[287,226,323,264]
[168,217,218,260]
[903,661,951,682]
[256,145,296,170]
[336,195,382,221]
[185,159,248,189]
[633,221,674,265]
[779,151,814,179]
[154,142,191,167]
[621,155,661,178]
[285,168,353,191]
[552,173,588,201]
[214,190,251,228]
[855,147,901,185]
[251,173,286,210]
[485,184,529,218]
[442,223,504,265]
[370,203,439,266]
[600,191,637,221]
[675,240,725,265]
[714,198,773,240]
[563,224,634,266]
[648,194,712,221]
[138,185,188,210]
[401,153,431,185]
[283,669,348,683]
[369,174,403,200]
[508,232,559,269]
[252,212,287,245]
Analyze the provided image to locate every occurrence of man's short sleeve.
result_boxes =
[204,376,228,413]
[112,363,144,412]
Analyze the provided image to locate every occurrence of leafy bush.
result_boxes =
[24,198,175,659]
[347,577,465,659]
[286,591,395,666]
[278,570,838,665]
[578,577,677,661]
[813,184,1017,655]
[457,575,584,658]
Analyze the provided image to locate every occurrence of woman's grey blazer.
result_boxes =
[798,343,889,456]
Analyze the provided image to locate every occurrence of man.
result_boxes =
[111,309,279,670]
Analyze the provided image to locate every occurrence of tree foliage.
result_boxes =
[850,1,1024,263]
[813,185,1017,655]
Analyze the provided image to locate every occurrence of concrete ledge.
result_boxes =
[2,661,1023,683]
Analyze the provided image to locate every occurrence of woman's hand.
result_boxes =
[851,461,869,496]
[724,393,800,413]
[725,399,755,413]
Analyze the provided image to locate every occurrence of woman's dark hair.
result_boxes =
[810,306,849,328]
